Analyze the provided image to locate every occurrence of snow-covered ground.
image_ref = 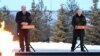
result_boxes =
[13,41,100,52]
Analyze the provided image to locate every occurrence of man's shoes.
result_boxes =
[71,49,74,52]
[19,49,24,53]
[71,50,74,52]
[26,49,30,51]
[71,47,74,52]
[24,50,31,53]
[26,49,31,53]
[81,50,85,52]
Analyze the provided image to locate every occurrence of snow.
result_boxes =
[30,42,100,52]
[13,41,100,52]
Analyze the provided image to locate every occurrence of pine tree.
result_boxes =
[0,6,16,40]
[86,0,100,45]
[65,0,79,42]
[30,0,42,42]
[30,0,52,42]
[65,0,79,28]
[0,7,5,22]
[66,0,79,16]
[51,5,68,42]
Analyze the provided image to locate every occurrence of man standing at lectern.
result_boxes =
[71,9,87,52]
[16,5,32,52]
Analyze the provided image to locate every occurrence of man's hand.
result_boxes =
[21,22,28,26]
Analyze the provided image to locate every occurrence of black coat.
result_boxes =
[71,14,87,37]
[15,11,32,32]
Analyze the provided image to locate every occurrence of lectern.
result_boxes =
[75,25,88,52]
[75,25,88,29]
[22,25,35,29]
[21,25,36,52]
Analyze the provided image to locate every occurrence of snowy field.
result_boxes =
[13,41,100,53]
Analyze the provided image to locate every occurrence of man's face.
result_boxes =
[77,9,83,16]
[21,6,26,13]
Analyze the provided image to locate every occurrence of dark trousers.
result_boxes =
[18,29,30,51]
[71,30,85,51]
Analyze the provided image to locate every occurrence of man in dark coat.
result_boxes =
[71,9,87,52]
[15,5,32,52]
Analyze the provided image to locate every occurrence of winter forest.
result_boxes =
[0,0,100,45]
